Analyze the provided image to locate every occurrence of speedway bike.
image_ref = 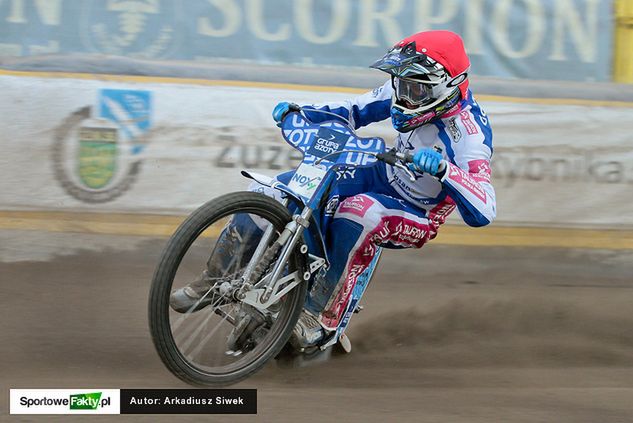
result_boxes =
[148,109,416,386]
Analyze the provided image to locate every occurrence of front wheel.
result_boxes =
[148,191,307,386]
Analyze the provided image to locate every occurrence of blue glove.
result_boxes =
[272,102,300,124]
[411,148,444,176]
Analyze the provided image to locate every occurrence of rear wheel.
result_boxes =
[148,192,307,386]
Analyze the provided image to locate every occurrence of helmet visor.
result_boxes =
[393,77,435,107]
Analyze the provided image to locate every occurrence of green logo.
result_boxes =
[69,392,102,410]
[78,126,118,189]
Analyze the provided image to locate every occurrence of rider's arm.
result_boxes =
[439,103,496,227]
[302,80,392,129]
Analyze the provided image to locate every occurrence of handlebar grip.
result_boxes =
[401,152,414,163]
[377,149,415,166]
[376,152,396,165]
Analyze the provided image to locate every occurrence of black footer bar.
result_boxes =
[120,389,257,414]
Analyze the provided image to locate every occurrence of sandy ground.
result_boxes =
[1,229,633,422]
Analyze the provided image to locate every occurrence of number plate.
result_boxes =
[287,163,327,200]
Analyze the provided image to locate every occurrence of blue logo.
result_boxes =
[307,127,347,159]
[99,89,151,154]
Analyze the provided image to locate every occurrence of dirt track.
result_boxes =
[2,229,633,422]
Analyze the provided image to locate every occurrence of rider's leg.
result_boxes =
[170,170,299,313]
[309,193,455,330]
[169,212,267,312]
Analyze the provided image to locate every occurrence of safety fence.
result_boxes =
[0,0,630,83]
[1,71,632,229]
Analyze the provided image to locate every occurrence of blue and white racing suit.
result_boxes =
[254,80,496,330]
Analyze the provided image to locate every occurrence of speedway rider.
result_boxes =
[171,30,496,350]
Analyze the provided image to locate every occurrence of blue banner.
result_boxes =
[0,0,613,81]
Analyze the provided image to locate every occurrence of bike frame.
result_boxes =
[240,111,391,348]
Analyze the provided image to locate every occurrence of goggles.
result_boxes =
[392,77,437,107]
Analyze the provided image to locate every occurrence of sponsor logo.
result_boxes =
[428,200,456,224]
[291,172,321,192]
[408,111,436,127]
[287,163,326,199]
[468,159,492,183]
[336,168,356,180]
[81,0,179,58]
[392,221,427,245]
[447,117,462,143]
[324,195,340,216]
[338,195,374,218]
[52,89,151,203]
[336,250,380,331]
[306,127,347,159]
[448,166,487,202]
[447,72,468,88]
[460,111,479,135]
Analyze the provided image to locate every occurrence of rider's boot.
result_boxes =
[169,222,246,313]
[289,311,326,349]
[169,270,215,313]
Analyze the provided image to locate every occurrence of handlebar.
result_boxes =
[283,105,419,180]
[376,148,414,166]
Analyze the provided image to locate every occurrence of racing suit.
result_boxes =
[254,80,496,330]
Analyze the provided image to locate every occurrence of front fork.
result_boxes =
[238,205,326,310]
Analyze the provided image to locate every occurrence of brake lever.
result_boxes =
[394,161,417,182]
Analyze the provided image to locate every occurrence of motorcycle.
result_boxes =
[148,109,416,386]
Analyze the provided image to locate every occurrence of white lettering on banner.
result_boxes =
[0,0,608,77]
[286,128,318,147]
[295,0,350,44]
[464,0,484,54]
[550,0,599,62]
[492,0,545,59]
[192,0,605,66]
[5,0,61,25]
[353,0,404,47]
[291,113,307,127]
[414,0,458,32]
[344,151,373,166]
[313,138,341,154]
[197,0,241,37]
[355,137,380,149]
[246,0,291,41]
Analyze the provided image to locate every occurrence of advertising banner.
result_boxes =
[0,0,613,82]
[1,74,632,228]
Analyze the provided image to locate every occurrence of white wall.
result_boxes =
[1,74,632,228]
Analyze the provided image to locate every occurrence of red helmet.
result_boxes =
[371,30,470,132]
